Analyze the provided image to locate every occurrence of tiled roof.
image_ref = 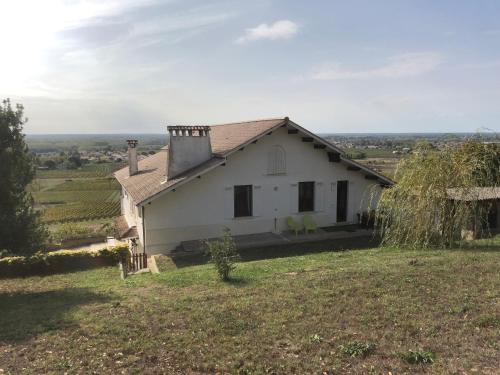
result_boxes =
[209,119,286,154]
[114,215,138,239]
[114,118,285,204]
[114,117,394,205]
[447,187,500,201]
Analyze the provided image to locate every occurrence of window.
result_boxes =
[267,145,286,175]
[234,185,253,217]
[337,180,348,222]
[299,181,315,212]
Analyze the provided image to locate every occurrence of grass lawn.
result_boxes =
[1,238,499,374]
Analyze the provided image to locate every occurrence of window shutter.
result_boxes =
[253,185,262,216]
[315,181,324,212]
[290,183,298,213]
[224,186,234,219]
[267,146,286,175]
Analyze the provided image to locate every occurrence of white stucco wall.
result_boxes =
[121,187,137,227]
[142,128,383,253]
[120,187,144,247]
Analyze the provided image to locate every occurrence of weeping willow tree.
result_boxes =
[374,140,500,249]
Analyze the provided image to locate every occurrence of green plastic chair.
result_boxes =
[287,217,304,235]
[303,214,317,234]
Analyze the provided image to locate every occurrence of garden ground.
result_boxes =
[0,237,499,374]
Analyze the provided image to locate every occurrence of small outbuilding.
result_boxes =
[447,187,500,239]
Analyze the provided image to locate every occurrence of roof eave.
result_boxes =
[340,157,395,186]
[286,120,394,186]
[286,120,346,156]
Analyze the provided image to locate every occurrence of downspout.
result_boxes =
[141,205,146,254]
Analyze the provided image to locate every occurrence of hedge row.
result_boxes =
[0,246,129,278]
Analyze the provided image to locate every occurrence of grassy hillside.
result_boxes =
[0,239,499,374]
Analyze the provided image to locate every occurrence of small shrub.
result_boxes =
[339,341,376,358]
[399,350,435,364]
[205,228,239,281]
[0,245,129,278]
[309,334,323,344]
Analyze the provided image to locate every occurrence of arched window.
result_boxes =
[267,145,286,175]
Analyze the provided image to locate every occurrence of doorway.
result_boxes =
[487,201,498,229]
[337,180,348,222]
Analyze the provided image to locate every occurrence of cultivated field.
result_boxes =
[36,163,125,179]
[359,157,400,180]
[33,178,121,224]
[31,163,124,233]
[346,147,399,159]
[1,238,498,374]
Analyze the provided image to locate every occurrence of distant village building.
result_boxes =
[114,118,393,254]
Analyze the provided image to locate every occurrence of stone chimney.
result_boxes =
[126,139,138,176]
[167,126,212,179]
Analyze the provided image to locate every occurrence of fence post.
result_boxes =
[119,260,128,279]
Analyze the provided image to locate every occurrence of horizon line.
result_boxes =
[25,131,496,136]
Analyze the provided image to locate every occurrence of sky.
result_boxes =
[1,0,500,134]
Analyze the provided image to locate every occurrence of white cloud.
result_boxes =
[0,0,160,97]
[236,20,299,44]
[0,0,236,100]
[312,52,443,80]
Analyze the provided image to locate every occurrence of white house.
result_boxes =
[114,117,393,254]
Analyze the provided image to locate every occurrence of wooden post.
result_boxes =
[119,260,128,279]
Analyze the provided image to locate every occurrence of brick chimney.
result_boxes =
[167,126,212,179]
[127,139,138,176]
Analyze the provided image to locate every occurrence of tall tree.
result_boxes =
[374,140,500,249]
[0,99,48,255]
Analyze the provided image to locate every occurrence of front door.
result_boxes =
[336,180,348,222]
